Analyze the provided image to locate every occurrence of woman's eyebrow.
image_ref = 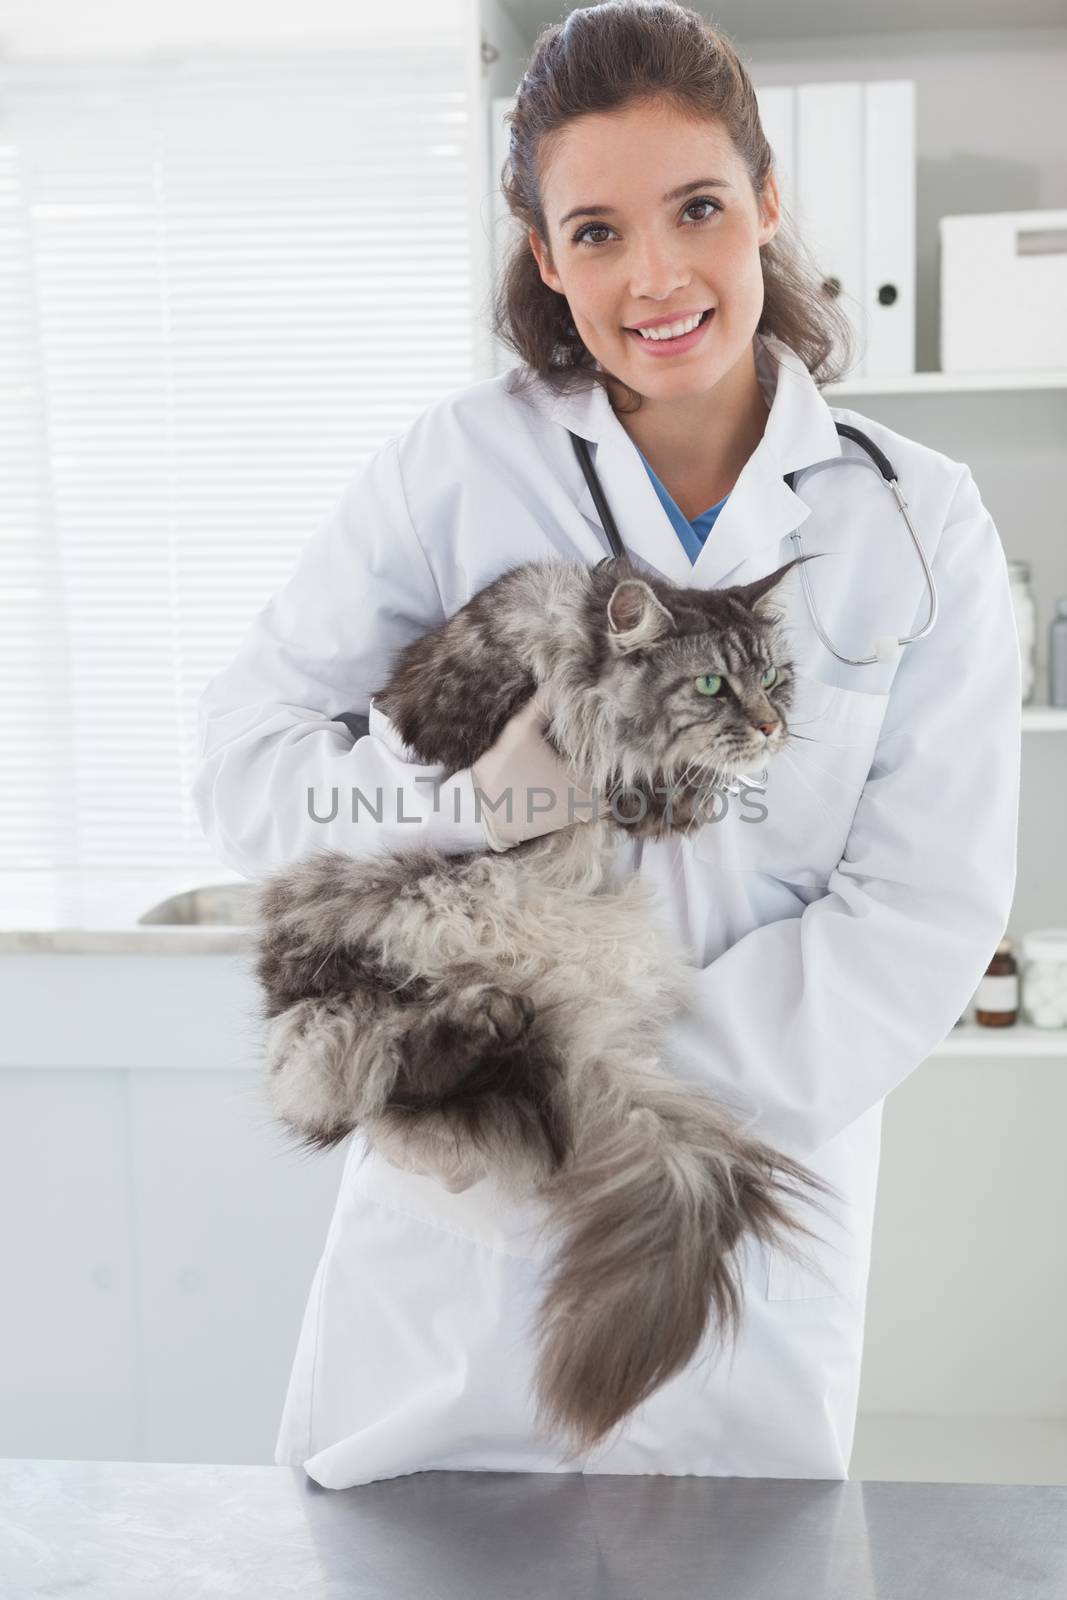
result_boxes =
[559,177,733,229]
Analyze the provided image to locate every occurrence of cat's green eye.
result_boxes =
[760,666,778,689]
[695,674,722,697]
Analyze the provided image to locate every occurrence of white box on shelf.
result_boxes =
[941,210,1067,373]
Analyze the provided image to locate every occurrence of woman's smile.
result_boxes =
[623,306,715,356]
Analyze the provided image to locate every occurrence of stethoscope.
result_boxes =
[568,420,939,793]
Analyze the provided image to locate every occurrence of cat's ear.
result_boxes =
[607,580,675,652]
[729,553,825,622]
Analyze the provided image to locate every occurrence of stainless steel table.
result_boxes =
[2,1460,1064,1598]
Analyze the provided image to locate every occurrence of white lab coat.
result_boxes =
[194,332,1020,1488]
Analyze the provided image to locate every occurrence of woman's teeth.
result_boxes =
[633,310,706,341]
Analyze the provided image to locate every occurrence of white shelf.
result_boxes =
[825,369,1067,397]
[1022,705,1067,731]
[934,1023,1067,1057]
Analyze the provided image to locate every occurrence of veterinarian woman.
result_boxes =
[194,3,1020,1488]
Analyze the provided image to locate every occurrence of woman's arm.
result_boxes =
[666,464,1021,1163]
[192,436,487,877]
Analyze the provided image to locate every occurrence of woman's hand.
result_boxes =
[372,1122,486,1193]
[471,692,601,852]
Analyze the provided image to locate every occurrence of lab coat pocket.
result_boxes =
[701,673,891,890]
[349,1137,551,1262]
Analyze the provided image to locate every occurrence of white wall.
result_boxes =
[0,0,467,53]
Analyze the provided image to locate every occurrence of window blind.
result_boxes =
[0,43,478,871]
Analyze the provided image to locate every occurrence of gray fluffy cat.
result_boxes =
[252,551,838,1459]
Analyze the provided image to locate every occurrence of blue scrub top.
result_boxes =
[635,447,729,565]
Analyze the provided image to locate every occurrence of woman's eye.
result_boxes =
[695,674,722,697]
[686,198,723,223]
[761,666,778,689]
[572,196,723,248]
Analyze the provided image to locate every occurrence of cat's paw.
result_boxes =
[461,984,535,1048]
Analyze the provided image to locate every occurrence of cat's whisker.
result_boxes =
[774,744,858,822]
[777,743,870,799]
[309,952,333,985]
[784,714,908,754]
[683,750,719,786]
[681,809,707,843]
[782,720,878,753]
[779,731,902,794]
[679,759,704,793]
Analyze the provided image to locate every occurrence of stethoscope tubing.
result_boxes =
[569,421,939,668]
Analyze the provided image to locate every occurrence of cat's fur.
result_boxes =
[252,551,838,1459]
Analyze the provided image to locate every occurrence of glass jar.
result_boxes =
[1007,560,1036,705]
[1051,597,1067,708]
[975,935,1019,1026]
[1020,930,1067,1029]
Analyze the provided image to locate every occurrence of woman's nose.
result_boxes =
[628,242,694,293]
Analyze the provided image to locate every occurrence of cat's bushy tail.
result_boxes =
[528,1067,840,1459]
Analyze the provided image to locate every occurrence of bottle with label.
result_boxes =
[974,935,1019,1027]
[1050,598,1067,709]
[1007,561,1036,705]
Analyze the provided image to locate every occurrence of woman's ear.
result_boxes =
[758,169,782,248]
[528,228,564,295]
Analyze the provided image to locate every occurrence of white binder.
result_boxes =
[758,79,915,378]
[796,82,867,374]
[754,84,796,212]
[863,80,916,376]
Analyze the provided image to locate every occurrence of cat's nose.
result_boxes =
[756,719,779,738]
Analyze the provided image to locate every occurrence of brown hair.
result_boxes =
[492,0,857,412]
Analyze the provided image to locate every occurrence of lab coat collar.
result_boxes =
[531,332,843,591]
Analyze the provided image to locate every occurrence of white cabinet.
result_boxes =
[1,1067,138,1461]
[0,954,347,1465]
